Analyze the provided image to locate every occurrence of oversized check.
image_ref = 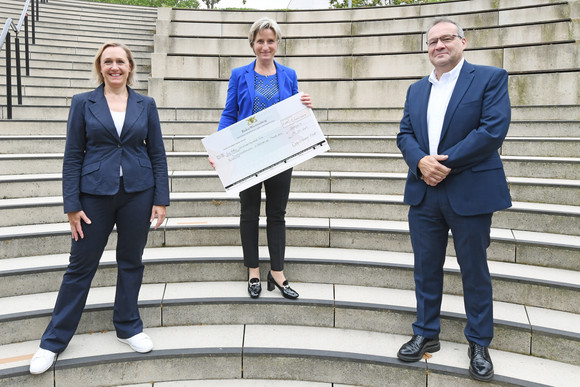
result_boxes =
[202,92,329,195]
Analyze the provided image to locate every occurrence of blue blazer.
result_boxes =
[218,60,299,130]
[62,84,170,213]
[397,61,512,216]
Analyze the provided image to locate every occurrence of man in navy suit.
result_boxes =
[396,18,511,381]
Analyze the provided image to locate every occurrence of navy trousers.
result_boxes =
[40,182,154,353]
[239,168,292,272]
[408,181,494,347]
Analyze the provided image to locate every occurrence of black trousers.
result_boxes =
[239,168,292,271]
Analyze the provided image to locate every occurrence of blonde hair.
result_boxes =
[92,42,136,86]
[248,17,282,47]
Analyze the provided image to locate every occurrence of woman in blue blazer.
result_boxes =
[30,42,170,375]
[216,17,311,300]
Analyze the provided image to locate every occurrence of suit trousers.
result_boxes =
[408,181,494,347]
[239,168,292,272]
[40,181,154,353]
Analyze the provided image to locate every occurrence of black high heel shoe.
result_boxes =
[248,278,261,298]
[267,271,299,299]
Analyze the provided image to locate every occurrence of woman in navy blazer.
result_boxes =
[215,18,311,300]
[30,42,169,375]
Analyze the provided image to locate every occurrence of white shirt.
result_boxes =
[110,110,126,176]
[426,58,464,155]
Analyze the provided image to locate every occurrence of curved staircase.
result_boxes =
[0,0,579,385]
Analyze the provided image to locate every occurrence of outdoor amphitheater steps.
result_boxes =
[1,240,579,308]
[149,0,580,108]
[1,324,579,385]
[1,0,579,384]
[0,244,579,385]
[0,192,579,238]
[0,0,156,108]
[2,172,580,209]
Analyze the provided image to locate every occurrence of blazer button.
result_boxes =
[117,144,121,148]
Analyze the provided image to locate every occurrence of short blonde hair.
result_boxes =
[248,17,282,46]
[92,42,136,86]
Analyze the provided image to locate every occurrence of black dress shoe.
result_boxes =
[248,278,261,298]
[468,342,494,381]
[397,334,440,362]
[267,271,299,299]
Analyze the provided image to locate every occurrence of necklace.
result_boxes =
[255,65,276,77]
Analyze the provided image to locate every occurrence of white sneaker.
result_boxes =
[29,348,57,375]
[117,332,153,353]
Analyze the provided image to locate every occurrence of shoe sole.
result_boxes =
[30,358,56,374]
[397,341,441,362]
[117,337,153,353]
[469,367,494,381]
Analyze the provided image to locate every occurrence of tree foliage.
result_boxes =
[330,0,448,7]
[85,0,200,8]
[202,0,221,9]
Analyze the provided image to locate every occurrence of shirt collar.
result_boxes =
[429,58,465,85]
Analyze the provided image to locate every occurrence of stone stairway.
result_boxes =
[0,0,579,385]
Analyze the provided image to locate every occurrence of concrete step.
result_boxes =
[0,42,153,59]
[1,215,578,270]
[1,105,578,126]
[0,43,153,63]
[0,96,71,107]
[156,42,580,81]
[167,0,570,23]
[25,5,157,29]
[2,134,578,157]
[0,115,578,138]
[0,84,148,99]
[0,62,151,85]
[166,2,570,38]
[0,275,578,365]
[0,73,149,89]
[26,51,152,66]
[160,21,575,57]
[2,0,157,15]
[1,151,579,180]
[150,70,580,108]
[33,24,154,41]
[2,170,578,206]
[1,191,578,236]
[0,324,578,385]
[24,35,154,52]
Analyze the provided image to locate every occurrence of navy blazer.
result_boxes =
[397,61,512,216]
[62,84,170,213]
[218,60,299,130]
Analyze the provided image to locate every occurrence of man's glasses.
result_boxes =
[426,34,462,47]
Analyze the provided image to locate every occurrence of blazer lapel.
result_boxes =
[244,61,256,106]
[439,61,475,146]
[275,61,291,100]
[121,87,144,140]
[416,78,432,152]
[88,84,119,140]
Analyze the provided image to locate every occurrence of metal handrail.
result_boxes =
[2,0,39,119]
[16,0,32,33]
[1,19,14,119]
[0,19,11,49]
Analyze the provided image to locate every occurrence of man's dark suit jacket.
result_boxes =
[397,60,512,216]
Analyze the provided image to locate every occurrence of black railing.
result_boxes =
[1,0,39,119]
[1,19,13,119]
